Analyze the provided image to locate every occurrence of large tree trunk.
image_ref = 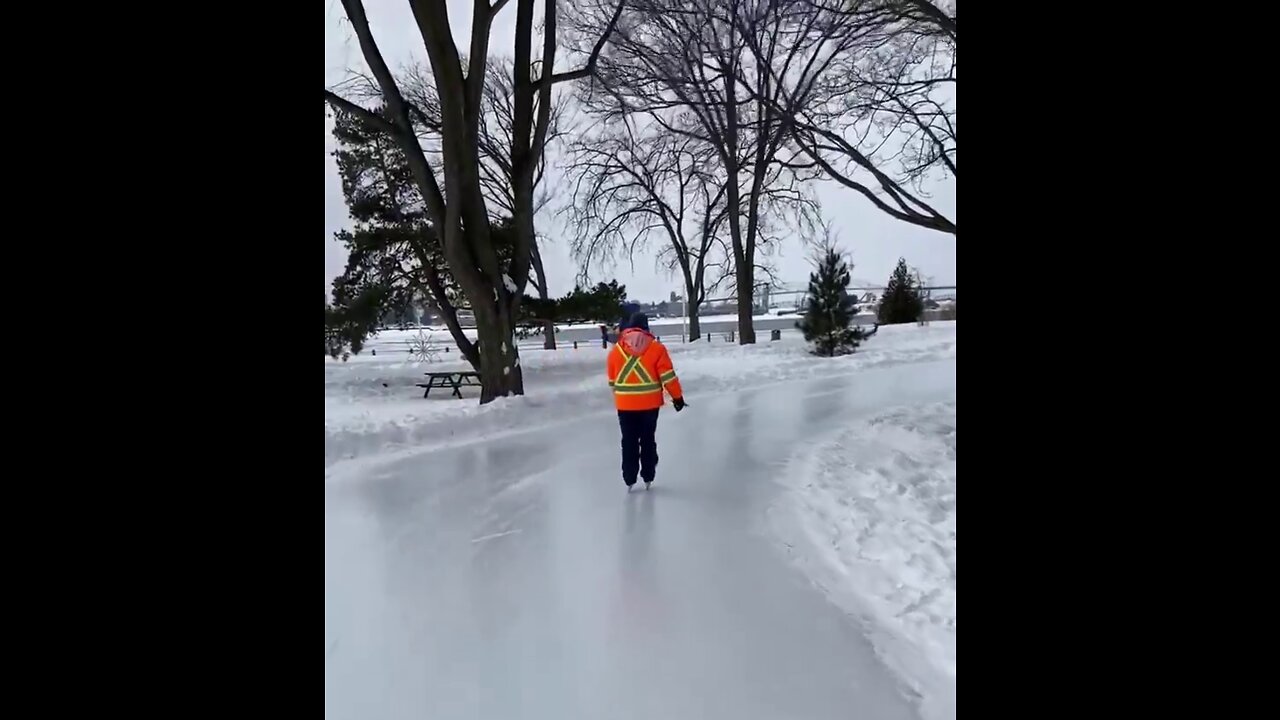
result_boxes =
[529,240,557,350]
[726,180,757,345]
[682,275,703,342]
[441,217,525,399]
[724,175,756,344]
[541,319,556,349]
[735,263,756,345]
[473,303,524,403]
[718,59,756,346]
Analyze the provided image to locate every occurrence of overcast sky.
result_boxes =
[325,0,956,304]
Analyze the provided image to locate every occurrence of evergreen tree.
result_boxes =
[326,108,522,366]
[797,247,868,356]
[878,258,925,324]
[516,280,628,337]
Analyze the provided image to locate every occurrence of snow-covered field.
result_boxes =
[771,400,957,720]
[325,323,957,466]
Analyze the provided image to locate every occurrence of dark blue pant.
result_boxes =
[618,409,660,484]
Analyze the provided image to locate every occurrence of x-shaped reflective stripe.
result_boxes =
[615,349,654,386]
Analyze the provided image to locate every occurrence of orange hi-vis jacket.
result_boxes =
[607,328,684,411]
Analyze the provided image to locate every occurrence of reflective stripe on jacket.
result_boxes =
[606,328,684,411]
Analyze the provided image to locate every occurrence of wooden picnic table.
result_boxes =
[416,371,482,399]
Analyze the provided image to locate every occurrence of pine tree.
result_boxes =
[326,109,525,366]
[879,258,925,324]
[517,280,628,334]
[797,248,868,356]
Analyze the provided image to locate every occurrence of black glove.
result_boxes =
[673,397,687,412]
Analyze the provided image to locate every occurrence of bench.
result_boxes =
[416,371,482,399]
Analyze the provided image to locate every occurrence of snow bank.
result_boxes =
[772,400,957,720]
[325,322,957,466]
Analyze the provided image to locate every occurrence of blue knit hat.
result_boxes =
[618,302,641,330]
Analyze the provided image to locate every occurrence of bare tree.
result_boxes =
[736,0,956,235]
[449,58,569,349]
[342,56,575,351]
[563,122,730,340]
[324,0,624,401]
[410,57,573,350]
[390,57,574,221]
[570,0,820,343]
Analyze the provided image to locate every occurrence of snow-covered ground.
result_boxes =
[771,401,957,720]
[325,323,957,466]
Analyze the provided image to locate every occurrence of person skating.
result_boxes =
[606,313,687,490]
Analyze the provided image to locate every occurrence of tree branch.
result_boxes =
[797,132,954,235]
[334,0,448,229]
[324,91,398,136]
[535,1,626,90]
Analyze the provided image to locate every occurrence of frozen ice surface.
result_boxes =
[325,357,957,720]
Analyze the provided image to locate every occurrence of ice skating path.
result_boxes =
[326,359,957,720]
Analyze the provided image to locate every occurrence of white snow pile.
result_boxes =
[772,400,957,720]
[325,322,957,466]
